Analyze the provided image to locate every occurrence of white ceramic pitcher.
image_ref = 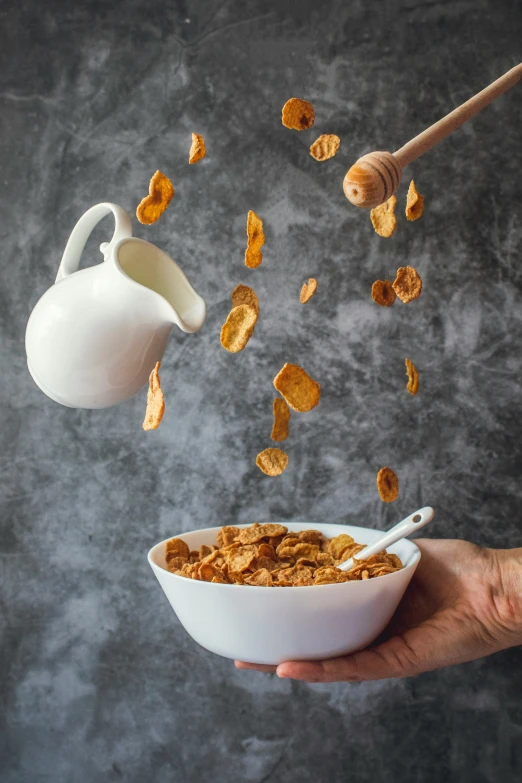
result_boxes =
[25,203,206,409]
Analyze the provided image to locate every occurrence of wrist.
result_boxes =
[488,547,522,641]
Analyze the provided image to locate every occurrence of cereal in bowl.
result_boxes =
[165,523,403,586]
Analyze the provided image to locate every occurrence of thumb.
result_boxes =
[277,619,465,682]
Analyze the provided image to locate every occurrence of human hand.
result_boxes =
[235,539,522,682]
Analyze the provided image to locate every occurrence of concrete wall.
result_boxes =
[1,1,522,780]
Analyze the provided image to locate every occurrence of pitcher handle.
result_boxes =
[56,202,133,283]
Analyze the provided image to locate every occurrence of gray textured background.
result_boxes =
[1,0,522,781]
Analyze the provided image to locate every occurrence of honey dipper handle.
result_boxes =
[394,62,522,169]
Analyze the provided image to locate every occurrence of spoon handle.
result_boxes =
[338,506,434,572]
[394,63,522,169]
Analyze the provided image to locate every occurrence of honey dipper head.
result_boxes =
[343,151,402,208]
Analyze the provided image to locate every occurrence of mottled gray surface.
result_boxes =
[1,0,522,780]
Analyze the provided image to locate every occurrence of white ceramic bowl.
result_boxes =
[148,522,421,665]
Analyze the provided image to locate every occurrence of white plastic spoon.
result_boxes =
[337,506,434,572]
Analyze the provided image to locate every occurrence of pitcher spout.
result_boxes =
[114,237,206,333]
[115,238,206,333]
[113,237,206,332]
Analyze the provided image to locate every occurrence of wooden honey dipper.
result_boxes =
[343,62,522,209]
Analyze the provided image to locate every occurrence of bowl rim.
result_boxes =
[147,521,422,592]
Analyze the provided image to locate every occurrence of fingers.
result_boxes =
[234,630,428,682]
[276,633,426,682]
[276,611,495,683]
[235,602,498,683]
[234,661,277,673]
[234,629,431,682]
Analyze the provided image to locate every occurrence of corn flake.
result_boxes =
[314,566,350,585]
[166,556,186,573]
[220,304,257,353]
[370,195,397,238]
[254,556,279,571]
[256,448,289,476]
[136,170,174,225]
[217,526,240,547]
[300,278,317,304]
[273,363,320,413]
[276,536,300,553]
[189,133,206,164]
[275,564,314,585]
[387,553,403,569]
[393,266,422,304]
[309,134,340,161]
[338,543,365,563]
[199,544,212,560]
[202,550,225,568]
[327,534,355,560]
[245,569,273,586]
[271,398,290,442]
[231,283,259,315]
[377,466,399,503]
[256,542,276,559]
[372,280,396,307]
[238,523,287,545]
[282,98,315,131]
[298,530,323,545]
[225,544,257,572]
[277,542,321,563]
[245,211,265,269]
[406,179,424,221]
[227,569,246,585]
[315,552,336,567]
[166,537,189,559]
[143,362,165,431]
[199,563,219,582]
[405,358,419,395]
